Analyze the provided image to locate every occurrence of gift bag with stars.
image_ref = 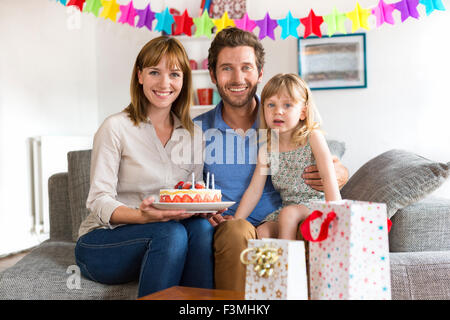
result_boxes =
[301,200,392,300]
[241,238,308,300]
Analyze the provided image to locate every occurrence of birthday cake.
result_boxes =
[160,180,221,203]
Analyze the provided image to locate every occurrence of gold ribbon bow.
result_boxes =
[240,245,279,278]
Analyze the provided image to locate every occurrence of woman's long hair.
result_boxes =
[124,36,194,134]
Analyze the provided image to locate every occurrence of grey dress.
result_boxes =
[263,141,324,223]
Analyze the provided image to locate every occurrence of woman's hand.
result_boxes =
[138,196,195,223]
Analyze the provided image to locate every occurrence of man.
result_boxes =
[194,27,349,292]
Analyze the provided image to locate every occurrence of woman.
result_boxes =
[75,36,214,298]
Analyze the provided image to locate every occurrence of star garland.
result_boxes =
[54,0,447,40]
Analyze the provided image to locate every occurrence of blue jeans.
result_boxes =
[74,217,214,298]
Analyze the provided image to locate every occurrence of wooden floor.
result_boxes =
[0,250,32,273]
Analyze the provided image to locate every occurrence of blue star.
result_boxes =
[420,0,446,16]
[155,7,175,34]
[278,11,300,39]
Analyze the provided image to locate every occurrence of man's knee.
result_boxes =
[214,219,256,250]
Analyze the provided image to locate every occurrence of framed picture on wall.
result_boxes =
[298,33,367,90]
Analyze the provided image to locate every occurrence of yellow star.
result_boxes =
[100,0,120,22]
[261,285,266,293]
[346,2,371,32]
[213,11,235,33]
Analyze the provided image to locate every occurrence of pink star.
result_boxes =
[118,1,137,27]
[234,12,256,32]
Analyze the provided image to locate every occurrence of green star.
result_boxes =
[83,0,102,17]
[194,10,215,38]
[323,7,347,37]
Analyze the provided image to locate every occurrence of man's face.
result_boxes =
[210,46,263,109]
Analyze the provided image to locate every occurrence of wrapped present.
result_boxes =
[241,238,308,300]
[210,0,246,19]
[301,200,392,300]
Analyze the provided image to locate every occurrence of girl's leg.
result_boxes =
[179,216,214,289]
[75,221,189,298]
[278,205,310,240]
[256,221,279,239]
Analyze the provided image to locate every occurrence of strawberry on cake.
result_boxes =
[160,181,222,203]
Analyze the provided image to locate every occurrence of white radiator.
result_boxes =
[30,136,92,234]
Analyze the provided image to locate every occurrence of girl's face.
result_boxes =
[138,55,183,113]
[264,90,306,136]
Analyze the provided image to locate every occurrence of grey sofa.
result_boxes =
[0,148,449,300]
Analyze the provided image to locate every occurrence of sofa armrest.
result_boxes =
[48,172,73,242]
[389,196,450,252]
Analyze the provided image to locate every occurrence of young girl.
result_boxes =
[234,73,341,240]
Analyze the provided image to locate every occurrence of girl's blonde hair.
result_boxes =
[260,73,321,149]
[124,36,194,134]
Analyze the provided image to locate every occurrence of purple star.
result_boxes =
[394,0,420,22]
[255,12,278,40]
[136,3,156,30]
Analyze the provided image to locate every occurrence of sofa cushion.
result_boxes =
[390,251,450,300]
[68,150,92,242]
[0,241,138,300]
[327,139,345,160]
[341,149,450,218]
[389,196,450,252]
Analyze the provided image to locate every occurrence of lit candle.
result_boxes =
[192,172,195,189]
[212,173,215,189]
[206,172,210,189]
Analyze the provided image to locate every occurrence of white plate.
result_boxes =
[152,201,235,213]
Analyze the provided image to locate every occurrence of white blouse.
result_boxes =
[78,111,204,238]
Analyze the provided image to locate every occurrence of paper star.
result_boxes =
[419,0,446,16]
[213,11,236,33]
[83,0,102,17]
[67,0,86,11]
[346,2,371,32]
[173,9,194,36]
[136,4,156,31]
[393,0,420,22]
[255,12,278,40]
[278,11,300,39]
[300,9,324,38]
[118,1,137,27]
[234,12,257,32]
[193,10,215,38]
[372,0,396,27]
[155,7,175,34]
[323,7,347,36]
[100,0,120,22]
[57,0,68,5]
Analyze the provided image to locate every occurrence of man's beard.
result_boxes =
[216,82,258,109]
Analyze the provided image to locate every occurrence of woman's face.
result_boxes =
[138,55,183,112]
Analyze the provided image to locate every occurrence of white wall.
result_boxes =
[0,1,99,255]
[247,0,450,197]
[1,0,449,255]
